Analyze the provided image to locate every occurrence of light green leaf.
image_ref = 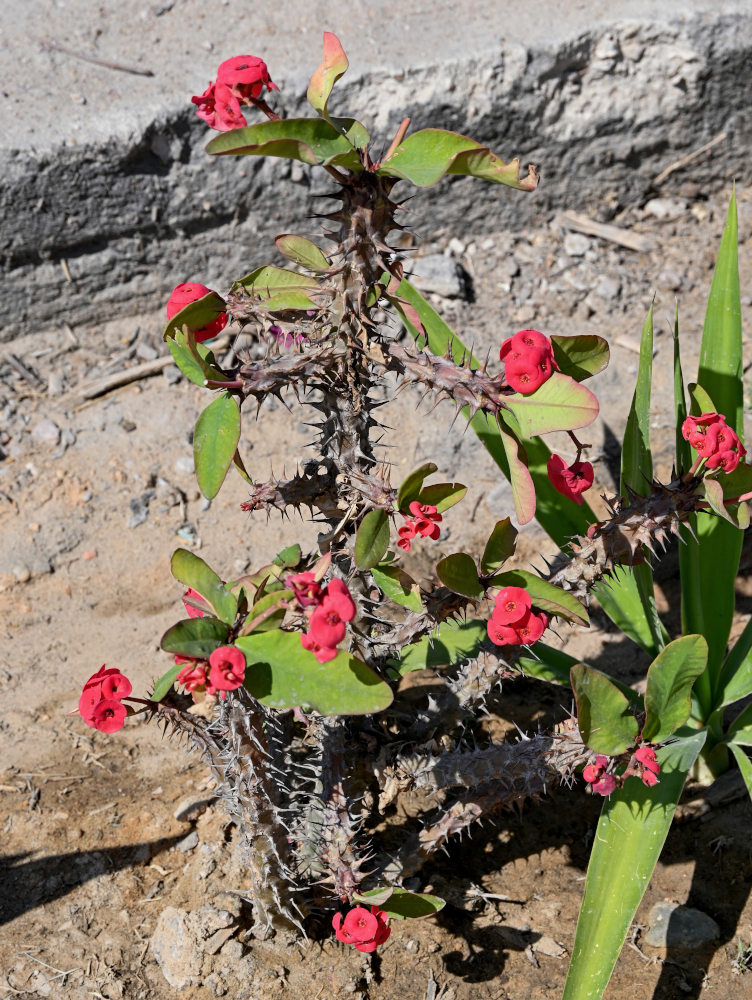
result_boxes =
[275,234,330,272]
[491,569,589,627]
[307,31,349,119]
[378,128,539,191]
[371,564,422,612]
[167,329,228,387]
[715,617,752,709]
[726,700,752,746]
[206,117,368,169]
[551,335,610,381]
[162,290,227,342]
[151,661,183,702]
[729,743,752,804]
[170,548,238,625]
[358,887,445,921]
[571,664,640,755]
[688,382,717,416]
[480,518,518,576]
[354,510,390,569]
[231,264,320,311]
[392,620,486,675]
[397,462,437,512]
[418,481,467,513]
[193,392,241,499]
[273,543,302,568]
[563,730,706,1000]
[503,373,600,437]
[235,630,392,715]
[642,635,708,742]
[592,566,666,661]
[621,304,654,495]
[673,307,691,472]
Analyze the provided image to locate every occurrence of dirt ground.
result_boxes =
[2,184,752,999]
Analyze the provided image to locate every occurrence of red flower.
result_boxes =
[176,663,208,693]
[301,632,338,663]
[634,746,659,773]
[492,586,531,625]
[681,412,746,473]
[681,412,723,441]
[414,516,441,539]
[166,282,228,342]
[78,665,132,733]
[500,330,557,395]
[397,520,418,551]
[487,606,547,646]
[706,449,741,473]
[182,587,207,619]
[487,617,519,646]
[333,906,391,953]
[216,55,278,101]
[90,699,128,734]
[408,501,442,523]
[287,571,323,608]
[208,646,246,691]
[547,455,594,505]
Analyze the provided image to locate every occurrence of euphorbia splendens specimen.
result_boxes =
[547,455,594,505]
[682,412,746,472]
[192,55,277,131]
[166,283,228,342]
[332,906,391,953]
[500,329,557,394]
[486,586,548,646]
[78,665,133,733]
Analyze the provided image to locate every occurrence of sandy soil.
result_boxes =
[1,186,752,999]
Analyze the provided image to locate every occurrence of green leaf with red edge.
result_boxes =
[234,630,393,715]
[571,664,640,755]
[353,887,445,920]
[481,518,518,576]
[170,548,238,625]
[193,392,241,500]
[162,290,227,342]
[371,564,422,612]
[307,31,349,119]
[275,234,330,272]
[397,462,437,512]
[436,553,484,601]
[716,461,752,502]
[702,477,743,526]
[378,128,539,191]
[551,335,610,381]
[206,117,368,169]
[418,481,467,512]
[503,372,599,437]
[490,568,589,627]
[355,510,391,570]
[160,617,230,659]
[642,635,708,743]
[496,420,536,524]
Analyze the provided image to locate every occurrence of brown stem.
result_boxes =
[380,117,411,164]
[249,96,280,121]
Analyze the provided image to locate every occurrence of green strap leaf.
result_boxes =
[563,729,706,1000]
[275,234,330,272]
[235,630,393,715]
[729,743,752,804]
[307,31,349,119]
[480,518,518,576]
[206,117,368,169]
[378,129,539,191]
[621,303,654,496]
[551,335,610,381]
[571,664,639,755]
[642,635,708,742]
[354,510,390,569]
[726,700,752,746]
[673,307,691,472]
[715,616,752,709]
[170,548,238,625]
[435,553,484,601]
[194,392,241,499]
[503,373,600,437]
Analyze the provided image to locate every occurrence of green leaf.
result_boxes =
[518,644,637,699]
[418,481,467,513]
[685,192,743,714]
[726,700,752,746]
[563,730,706,1000]
[161,617,230,659]
[235,631,393,715]
[729,744,752,804]
[170,549,238,625]
[621,303,654,495]
[551,335,610,381]
[273,543,302,568]
[307,31,349,119]
[240,589,293,634]
[715,617,752,708]
[571,664,639,755]
[167,329,229,387]
[151,661,183,702]
[231,264,320,311]
[688,381,717,416]
[702,476,742,526]
[162,290,227,342]
[193,392,241,500]
[354,510,390,569]
[492,569,589,627]
[397,462,437,512]
[497,420,536,525]
[592,566,665,661]
[642,635,708,742]
[371,564,422,612]
[435,553,484,601]
[206,117,368,170]
[481,518,518,576]
[503,373,600,437]
[275,234,330,272]
[351,886,394,907]
[366,887,445,921]
[717,461,752,502]
[392,619,486,675]
[378,128,539,191]
[673,307,691,472]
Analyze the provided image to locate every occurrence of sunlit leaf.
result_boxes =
[206,117,368,169]
[354,510,390,569]
[571,664,639,755]
[193,392,241,499]
[642,635,708,742]
[170,548,238,625]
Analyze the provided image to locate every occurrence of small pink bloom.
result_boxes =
[182,587,207,619]
[706,449,741,473]
[591,773,617,796]
[398,519,418,552]
[408,501,441,522]
[333,906,391,953]
[208,646,246,691]
[216,55,278,100]
[166,282,229,342]
[287,571,323,608]
[492,586,531,625]
[547,455,594,505]
[301,632,338,663]
[90,699,128,734]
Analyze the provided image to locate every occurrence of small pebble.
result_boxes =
[564,232,591,257]
[163,365,183,385]
[31,419,61,445]
[177,831,199,853]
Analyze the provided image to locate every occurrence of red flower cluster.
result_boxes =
[682,411,746,473]
[289,575,356,663]
[582,756,616,796]
[547,454,594,505]
[192,55,278,132]
[166,282,228,342]
[78,665,133,733]
[500,329,557,394]
[332,906,391,953]
[633,745,661,788]
[583,745,661,797]
[397,501,442,552]
[175,645,246,699]
[486,586,548,646]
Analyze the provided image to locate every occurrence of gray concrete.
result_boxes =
[1,0,751,337]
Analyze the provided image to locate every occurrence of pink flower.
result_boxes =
[166,282,228,342]
[90,699,128,734]
[641,770,659,788]
[681,412,746,473]
[216,55,278,101]
[397,519,418,551]
[301,632,338,663]
[287,571,323,608]
[414,516,441,540]
[333,906,391,953]
[78,665,132,733]
[582,755,617,796]
[706,449,741,473]
[500,330,557,395]
[547,455,594,505]
[492,586,531,625]
[591,773,617,796]
[182,587,207,619]
[634,746,660,773]
[208,646,246,691]
[681,412,724,441]
[176,663,208,693]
